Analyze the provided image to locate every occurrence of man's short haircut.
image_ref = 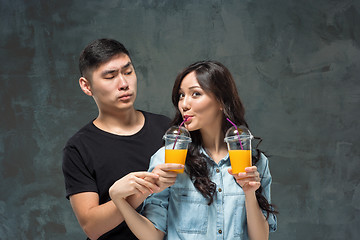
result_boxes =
[79,38,130,79]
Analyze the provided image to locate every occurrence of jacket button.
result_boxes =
[218,229,222,234]
[218,188,222,192]
[216,169,220,173]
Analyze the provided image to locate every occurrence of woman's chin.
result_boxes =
[185,124,198,132]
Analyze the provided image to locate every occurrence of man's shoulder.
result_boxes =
[65,121,95,146]
[142,111,171,125]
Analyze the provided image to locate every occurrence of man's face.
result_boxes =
[85,54,137,113]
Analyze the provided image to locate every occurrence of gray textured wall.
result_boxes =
[1,0,359,239]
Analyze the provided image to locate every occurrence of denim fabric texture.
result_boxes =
[142,147,277,240]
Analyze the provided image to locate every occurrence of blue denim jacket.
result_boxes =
[142,147,277,240]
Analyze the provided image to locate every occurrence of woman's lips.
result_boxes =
[184,115,193,122]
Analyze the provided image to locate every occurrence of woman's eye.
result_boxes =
[179,93,185,99]
[192,92,201,97]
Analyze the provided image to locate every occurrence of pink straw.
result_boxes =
[172,117,190,149]
[226,118,243,150]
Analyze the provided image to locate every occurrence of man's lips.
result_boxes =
[118,93,132,100]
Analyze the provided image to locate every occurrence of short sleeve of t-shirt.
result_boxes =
[62,143,98,199]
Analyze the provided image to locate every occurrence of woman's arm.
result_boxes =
[70,171,159,240]
[228,166,269,240]
[244,190,269,240]
[112,197,165,240]
[109,163,182,240]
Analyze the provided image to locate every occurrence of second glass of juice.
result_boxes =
[163,126,191,173]
[224,125,253,174]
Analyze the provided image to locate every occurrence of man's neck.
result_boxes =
[93,108,145,136]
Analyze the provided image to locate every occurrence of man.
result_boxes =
[62,39,182,239]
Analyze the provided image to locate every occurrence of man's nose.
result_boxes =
[118,75,129,91]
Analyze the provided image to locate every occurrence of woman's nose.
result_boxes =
[180,96,190,111]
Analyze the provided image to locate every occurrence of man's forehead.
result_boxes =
[103,54,132,68]
[95,55,132,73]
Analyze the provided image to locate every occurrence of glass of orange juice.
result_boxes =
[163,126,191,173]
[224,125,253,174]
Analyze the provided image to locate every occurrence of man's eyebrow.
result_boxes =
[101,69,117,76]
[100,62,133,76]
[121,61,132,70]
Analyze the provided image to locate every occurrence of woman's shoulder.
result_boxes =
[255,151,271,177]
[148,146,166,172]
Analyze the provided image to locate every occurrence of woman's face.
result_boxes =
[178,71,223,132]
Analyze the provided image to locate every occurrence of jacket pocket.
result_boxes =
[234,198,247,238]
[170,188,208,234]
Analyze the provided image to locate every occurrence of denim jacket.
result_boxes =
[142,147,277,240]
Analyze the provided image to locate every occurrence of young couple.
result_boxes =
[62,38,277,240]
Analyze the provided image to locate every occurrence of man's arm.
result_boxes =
[70,192,124,240]
[70,171,160,240]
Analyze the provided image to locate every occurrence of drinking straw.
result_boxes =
[173,117,190,149]
[226,118,243,150]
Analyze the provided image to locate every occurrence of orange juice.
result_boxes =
[229,149,251,174]
[165,149,187,173]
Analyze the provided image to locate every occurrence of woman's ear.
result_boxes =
[219,102,224,111]
[79,77,93,96]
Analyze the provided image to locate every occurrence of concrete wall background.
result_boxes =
[1,0,359,239]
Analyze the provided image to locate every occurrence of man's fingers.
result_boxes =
[133,171,159,179]
[134,177,160,192]
[134,183,151,194]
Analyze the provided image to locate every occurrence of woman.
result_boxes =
[110,61,277,240]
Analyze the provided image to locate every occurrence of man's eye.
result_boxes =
[124,70,133,75]
[104,75,115,79]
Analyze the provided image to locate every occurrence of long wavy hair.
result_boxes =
[171,60,277,218]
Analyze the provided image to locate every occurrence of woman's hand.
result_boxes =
[150,163,184,193]
[228,166,261,194]
[109,172,160,200]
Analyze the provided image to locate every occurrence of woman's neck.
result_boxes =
[201,127,228,164]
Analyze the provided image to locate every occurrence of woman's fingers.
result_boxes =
[228,166,261,190]
[158,176,177,184]
[157,163,184,172]
[228,168,259,180]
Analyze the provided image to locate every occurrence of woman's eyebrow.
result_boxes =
[179,85,201,91]
[188,85,201,89]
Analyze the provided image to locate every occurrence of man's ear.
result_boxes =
[79,77,93,96]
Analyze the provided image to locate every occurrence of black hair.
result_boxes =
[171,60,278,217]
[79,38,130,79]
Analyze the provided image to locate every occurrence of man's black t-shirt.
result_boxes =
[62,111,171,239]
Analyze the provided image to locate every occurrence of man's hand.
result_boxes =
[109,172,160,200]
